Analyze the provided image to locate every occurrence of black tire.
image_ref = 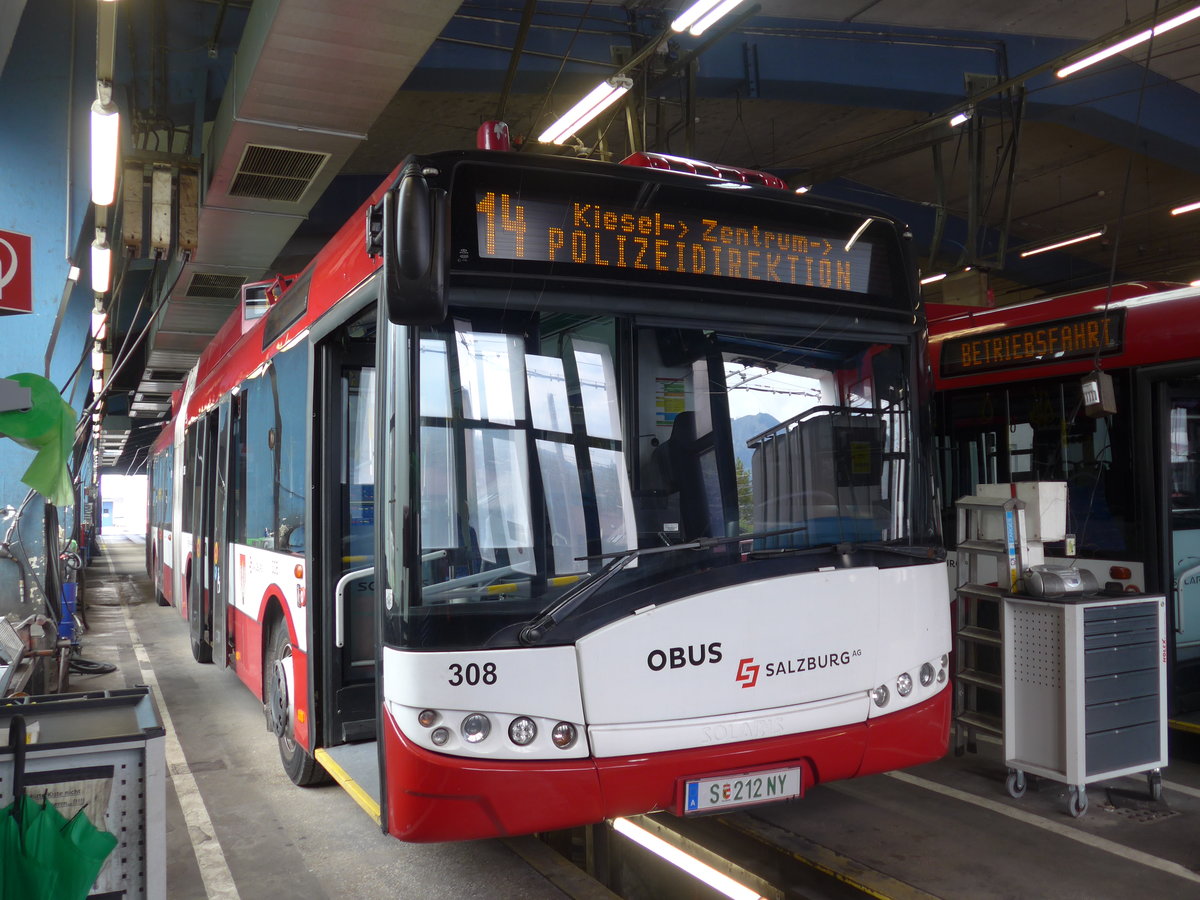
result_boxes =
[266,623,328,786]
[155,587,170,607]
[190,634,213,664]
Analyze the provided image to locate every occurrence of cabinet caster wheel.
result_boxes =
[1068,786,1088,818]
[1148,769,1163,802]
[1006,769,1027,799]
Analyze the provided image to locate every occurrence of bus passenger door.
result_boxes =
[1164,377,1200,713]
[210,397,232,669]
[316,316,378,746]
[187,409,218,663]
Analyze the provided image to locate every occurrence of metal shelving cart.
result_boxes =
[1002,593,1167,817]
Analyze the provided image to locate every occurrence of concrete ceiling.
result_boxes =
[24,0,1199,471]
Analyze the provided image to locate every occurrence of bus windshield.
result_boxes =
[402,306,935,649]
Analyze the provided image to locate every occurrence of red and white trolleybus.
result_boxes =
[147,141,950,842]
[930,281,1200,726]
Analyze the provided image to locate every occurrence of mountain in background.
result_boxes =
[731,413,779,470]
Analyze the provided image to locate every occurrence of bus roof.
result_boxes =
[928,281,1200,389]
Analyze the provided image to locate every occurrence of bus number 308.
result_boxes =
[448,662,498,686]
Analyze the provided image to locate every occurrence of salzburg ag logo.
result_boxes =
[735,649,860,688]
[735,658,760,688]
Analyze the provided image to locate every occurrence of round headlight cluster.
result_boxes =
[872,684,890,707]
[415,708,581,752]
[896,672,913,697]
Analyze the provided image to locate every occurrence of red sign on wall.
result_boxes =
[0,228,33,315]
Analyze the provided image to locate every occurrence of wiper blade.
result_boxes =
[520,527,806,645]
[837,540,946,561]
[519,543,693,645]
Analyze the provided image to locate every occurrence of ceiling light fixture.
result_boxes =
[920,272,948,285]
[91,80,120,207]
[1018,227,1106,258]
[671,0,748,37]
[91,228,112,294]
[949,109,973,127]
[794,185,810,194]
[1056,3,1200,78]
[1170,199,1200,216]
[538,76,634,145]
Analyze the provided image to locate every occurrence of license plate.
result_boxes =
[683,766,802,814]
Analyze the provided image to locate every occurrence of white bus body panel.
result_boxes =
[383,563,949,761]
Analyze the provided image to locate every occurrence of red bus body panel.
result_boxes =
[382,688,949,843]
[929,282,1200,389]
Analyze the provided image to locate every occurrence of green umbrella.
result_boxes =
[1,716,118,900]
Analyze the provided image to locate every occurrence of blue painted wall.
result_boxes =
[0,0,97,620]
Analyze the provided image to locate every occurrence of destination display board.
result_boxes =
[472,189,876,295]
[939,310,1124,377]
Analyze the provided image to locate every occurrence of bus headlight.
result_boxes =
[461,713,491,743]
[508,717,537,746]
[551,722,577,749]
[431,727,450,746]
[872,685,890,707]
[896,672,913,697]
[919,663,935,687]
[418,709,439,728]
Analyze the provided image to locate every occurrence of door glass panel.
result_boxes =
[344,366,376,668]
[1169,380,1200,658]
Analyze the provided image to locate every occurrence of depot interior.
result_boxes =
[3,0,1200,891]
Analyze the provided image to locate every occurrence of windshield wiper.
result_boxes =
[839,540,946,562]
[518,526,809,645]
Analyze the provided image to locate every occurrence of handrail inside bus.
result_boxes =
[334,566,374,649]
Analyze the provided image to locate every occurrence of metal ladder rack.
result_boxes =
[953,494,1026,755]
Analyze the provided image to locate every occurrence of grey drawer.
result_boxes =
[1084,621,1158,650]
[1085,721,1161,776]
[1084,641,1157,677]
[1084,602,1156,628]
[1085,695,1158,733]
[1085,668,1158,704]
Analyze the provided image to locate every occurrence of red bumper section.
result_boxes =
[383,687,950,843]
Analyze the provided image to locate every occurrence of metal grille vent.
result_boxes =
[185,273,247,300]
[229,144,330,202]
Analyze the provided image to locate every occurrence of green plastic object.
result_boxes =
[1,716,118,900]
[0,373,76,507]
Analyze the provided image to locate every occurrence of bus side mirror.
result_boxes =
[370,163,447,325]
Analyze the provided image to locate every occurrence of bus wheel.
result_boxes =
[266,623,328,786]
[190,634,213,664]
[155,590,170,607]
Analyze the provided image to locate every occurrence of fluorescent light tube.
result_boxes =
[671,0,726,33]
[920,272,948,285]
[1057,4,1200,78]
[538,77,633,145]
[1170,200,1200,216]
[686,0,746,36]
[91,233,112,294]
[949,110,972,127]
[1019,228,1105,258]
[90,96,120,207]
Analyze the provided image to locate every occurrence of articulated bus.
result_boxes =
[929,282,1200,726]
[147,140,950,842]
